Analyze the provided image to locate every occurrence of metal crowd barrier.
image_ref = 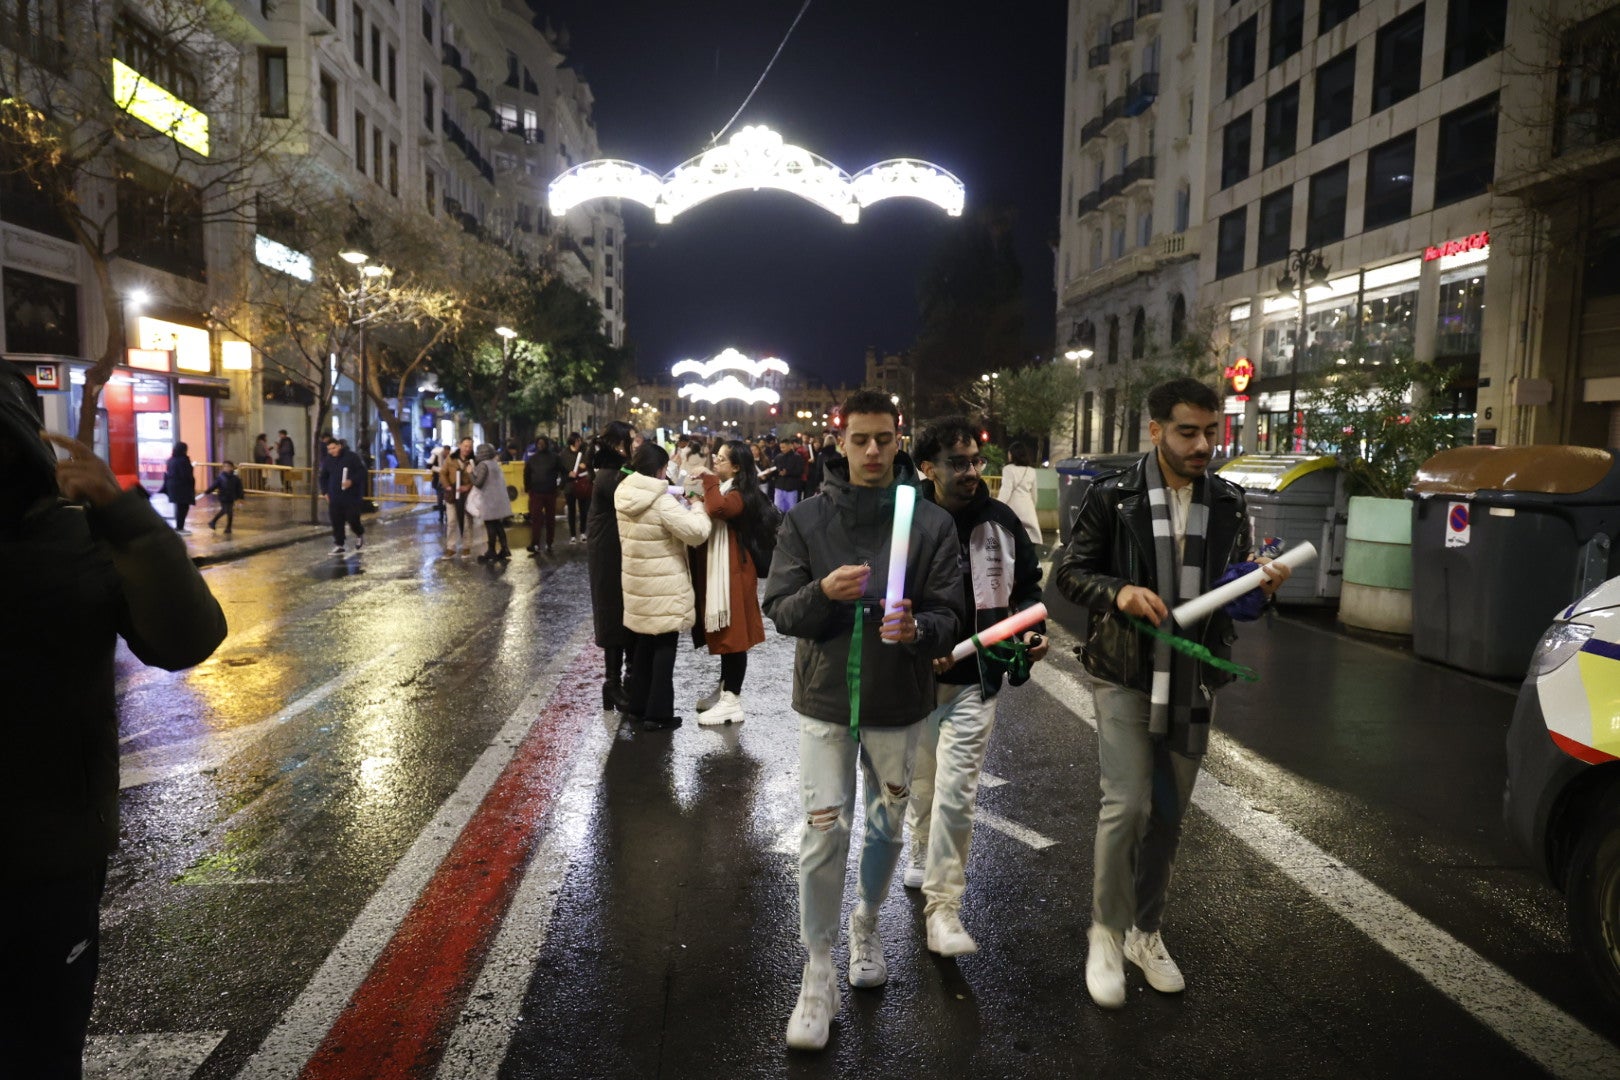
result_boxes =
[200,463,436,503]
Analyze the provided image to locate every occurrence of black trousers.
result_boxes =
[329,497,364,545]
[173,502,190,530]
[210,501,236,531]
[628,631,679,720]
[721,650,747,694]
[565,488,589,538]
[0,862,106,1079]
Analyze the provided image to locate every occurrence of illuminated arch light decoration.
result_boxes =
[549,125,964,225]
[678,375,782,407]
[672,348,789,381]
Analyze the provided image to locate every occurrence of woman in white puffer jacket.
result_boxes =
[614,441,712,731]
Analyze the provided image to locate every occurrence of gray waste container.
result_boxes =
[1054,453,1140,546]
[1409,445,1620,678]
[1215,454,1345,605]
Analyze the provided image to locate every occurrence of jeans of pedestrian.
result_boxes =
[773,488,801,515]
[565,488,589,539]
[0,861,105,1078]
[1091,681,1204,934]
[329,497,364,546]
[906,682,997,918]
[797,715,920,954]
[628,630,679,720]
[210,501,236,532]
[529,490,557,548]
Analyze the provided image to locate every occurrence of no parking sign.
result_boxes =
[1445,501,1471,548]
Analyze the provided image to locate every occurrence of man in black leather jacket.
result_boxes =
[1055,377,1287,1010]
[0,364,226,1075]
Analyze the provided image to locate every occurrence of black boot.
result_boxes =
[602,648,633,712]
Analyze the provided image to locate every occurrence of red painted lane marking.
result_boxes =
[1551,730,1618,765]
[299,646,604,1079]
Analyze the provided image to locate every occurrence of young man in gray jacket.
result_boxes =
[763,389,965,1052]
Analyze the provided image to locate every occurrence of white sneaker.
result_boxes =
[331,544,346,554]
[1086,923,1126,1009]
[902,862,924,889]
[1124,926,1185,993]
[694,679,724,712]
[847,910,887,988]
[697,691,744,725]
[785,963,839,1051]
[926,910,978,957]
[354,537,364,551]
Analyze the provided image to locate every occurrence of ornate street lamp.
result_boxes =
[1065,322,1096,455]
[1276,248,1331,452]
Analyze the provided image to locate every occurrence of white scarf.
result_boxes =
[704,479,734,633]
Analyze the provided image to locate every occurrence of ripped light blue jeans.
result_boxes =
[797,714,921,954]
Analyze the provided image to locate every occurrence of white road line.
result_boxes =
[1029,660,1620,1079]
[975,808,1059,850]
[83,1030,227,1080]
[235,624,592,1080]
[118,644,405,790]
[978,771,1009,788]
[435,710,621,1077]
[119,726,158,747]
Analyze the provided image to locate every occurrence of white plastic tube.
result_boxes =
[1170,542,1317,627]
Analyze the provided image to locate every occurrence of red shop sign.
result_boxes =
[1225,357,1255,394]
[1424,231,1489,261]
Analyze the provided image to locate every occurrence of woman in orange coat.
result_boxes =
[692,439,770,725]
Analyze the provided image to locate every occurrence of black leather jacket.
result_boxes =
[1055,454,1252,693]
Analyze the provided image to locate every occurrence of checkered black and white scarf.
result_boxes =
[1143,450,1214,755]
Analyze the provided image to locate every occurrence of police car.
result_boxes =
[1507,576,1620,1010]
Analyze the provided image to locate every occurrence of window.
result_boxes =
[1090,230,1104,268]
[1131,307,1147,360]
[1319,0,1358,34]
[1555,9,1620,155]
[259,48,288,118]
[0,170,72,240]
[1312,48,1356,142]
[113,14,199,102]
[1221,112,1252,188]
[351,5,363,64]
[523,66,538,95]
[354,110,366,172]
[1216,207,1247,277]
[387,45,397,99]
[318,71,338,136]
[1257,187,1294,264]
[318,0,336,26]
[1269,0,1303,67]
[605,286,614,312]
[498,103,518,132]
[1445,0,1506,76]
[388,141,399,196]
[1082,391,1094,453]
[1107,315,1120,365]
[423,81,434,131]
[4,267,79,355]
[1102,389,1117,452]
[1434,93,1498,206]
[505,51,520,88]
[1364,132,1416,229]
[1306,162,1348,246]
[1111,222,1126,259]
[1264,82,1299,166]
[1372,6,1423,113]
[1435,270,1487,356]
[1174,184,1190,232]
[1226,16,1258,97]
[425,168,436,214]
[372,128,382,183]
[1137,209,1153,247]
[421,0,432,40]
[1170,294,1187,344]
[116,160,205,281]
[370,26,381,83]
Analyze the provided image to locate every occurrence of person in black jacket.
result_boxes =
[162,442,196,534]
[764,389,964,1053]
[523,435,563,553]
[318,438,367,554]
[205,460,245,534]
[1055,377,1288,1010]
[0,365,226,1077]
[586,421,636,710]
[772,436,806,513]
[903,416,1048,958]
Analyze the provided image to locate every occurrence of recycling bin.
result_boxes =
[1215,454,1345,605]
[1053,453,1140,546]
[1409,445,1620,678]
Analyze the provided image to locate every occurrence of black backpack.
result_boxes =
[743,500,783,577]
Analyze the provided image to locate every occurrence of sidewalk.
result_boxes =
[146,490,433,567]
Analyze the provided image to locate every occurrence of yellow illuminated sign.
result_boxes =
[111,58,209,156]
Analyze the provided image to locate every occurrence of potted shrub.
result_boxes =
[1302,355,1473,633]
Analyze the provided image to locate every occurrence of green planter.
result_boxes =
[1340,495,1413,634]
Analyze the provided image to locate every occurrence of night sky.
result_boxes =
[536,0,1067,387]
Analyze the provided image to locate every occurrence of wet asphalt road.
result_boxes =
[90,511,1620,1078]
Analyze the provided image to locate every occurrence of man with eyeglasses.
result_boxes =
[763,388,964,1052]
[1056,377,1288,1009]
[905,417,1047,957]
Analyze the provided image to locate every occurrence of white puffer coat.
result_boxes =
[614,470,712,634]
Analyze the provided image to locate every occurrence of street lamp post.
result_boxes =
[494,325,517,448]
[1276,247,1331,453]
[338,249,390,466]
[1064,322,1096,455]
[980,371,999,440]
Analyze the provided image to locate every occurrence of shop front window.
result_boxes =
[1435,272,1486,359]
[1358,287,1417,363]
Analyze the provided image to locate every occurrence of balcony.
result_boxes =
[1134,0,1163,18]
[1100,95,1128,135]
[1123,72,1159,116]
[1077,191,1102,217]
[1122,155,1156,190]
[1110,18,1134,44]
[1080,115,1107,145]
[1098,174,1126,204]
[1088,43,1111,69]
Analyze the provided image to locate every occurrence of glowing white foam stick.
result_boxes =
[1170,543,1317,627]
[882,485,917,641]
[948,603,1049,664]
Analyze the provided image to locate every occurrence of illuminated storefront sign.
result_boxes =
[221,340,254,371]
[254,235,315,282]
[111,58,210,156]
[127,348,171,372]
[136,316,211,373]
[1424,231,1489,262]
[549,124,965,225]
